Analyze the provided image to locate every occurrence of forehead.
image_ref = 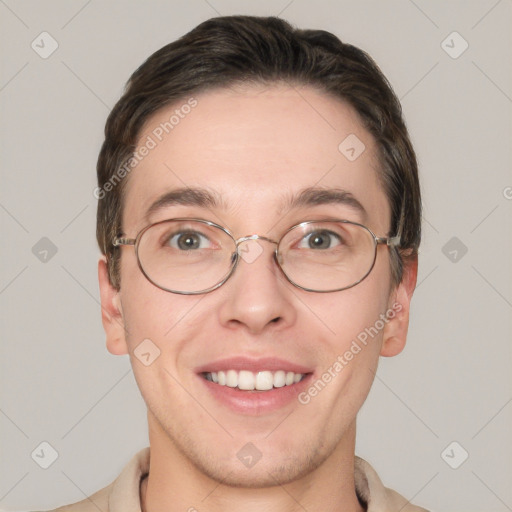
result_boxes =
[122,84,390,235]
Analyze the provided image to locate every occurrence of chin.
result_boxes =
[177,430,334,490]
[193,453,322,489]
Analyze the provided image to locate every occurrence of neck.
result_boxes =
[140,415,365,512]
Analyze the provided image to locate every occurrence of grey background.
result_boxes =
[1,1,511,511]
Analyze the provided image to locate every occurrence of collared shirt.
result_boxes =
[46,448,430,511]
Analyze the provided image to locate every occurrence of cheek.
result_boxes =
[299,282,390,419]
[119,285,202,403]
[118,253,198,354]
[321,277,391,349]
[307,254,392,385]
[120,253,173,336]
[122,287,201,345]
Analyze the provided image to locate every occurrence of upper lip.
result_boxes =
[195,356,313,374]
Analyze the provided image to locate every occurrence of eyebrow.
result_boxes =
[281,186,367,220]
[143,185,367,223]
[144,187,223,223]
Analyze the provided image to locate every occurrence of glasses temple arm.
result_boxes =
[112,237,136,247]
[376,197,405,248]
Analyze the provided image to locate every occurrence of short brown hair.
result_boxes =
[96,15,421,290]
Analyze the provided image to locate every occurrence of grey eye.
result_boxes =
[298,230,342,249]
[167,231,211,250]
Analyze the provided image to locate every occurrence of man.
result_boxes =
[50,15,427,511]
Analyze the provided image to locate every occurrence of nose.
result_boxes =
[217,237,296,335]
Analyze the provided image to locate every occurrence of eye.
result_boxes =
[297,229,343,250]
[166,230,213,250]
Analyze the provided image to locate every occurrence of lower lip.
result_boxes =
[198,373,314,415]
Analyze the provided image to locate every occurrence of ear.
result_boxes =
[380,254,418,357]
[98,256,129,355]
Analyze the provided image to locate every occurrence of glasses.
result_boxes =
[112,218,400,294]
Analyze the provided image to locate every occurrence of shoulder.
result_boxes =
[37,447,150,512]
[355,456,430,512]
[43,483,112,512]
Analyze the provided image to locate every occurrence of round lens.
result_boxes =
[136,220,237,293]
[278,221,376,292]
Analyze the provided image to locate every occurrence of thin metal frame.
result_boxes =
[112,218,401,295]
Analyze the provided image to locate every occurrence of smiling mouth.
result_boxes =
[202,370,308,391]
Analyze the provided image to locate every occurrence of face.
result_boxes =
[99,83,416,487]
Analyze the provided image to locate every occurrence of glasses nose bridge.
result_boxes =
[235,234,279,249]
[234,234,281,265]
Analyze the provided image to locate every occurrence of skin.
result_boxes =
[98,83,417,512]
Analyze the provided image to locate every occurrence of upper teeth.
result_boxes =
[204,370,304,390]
